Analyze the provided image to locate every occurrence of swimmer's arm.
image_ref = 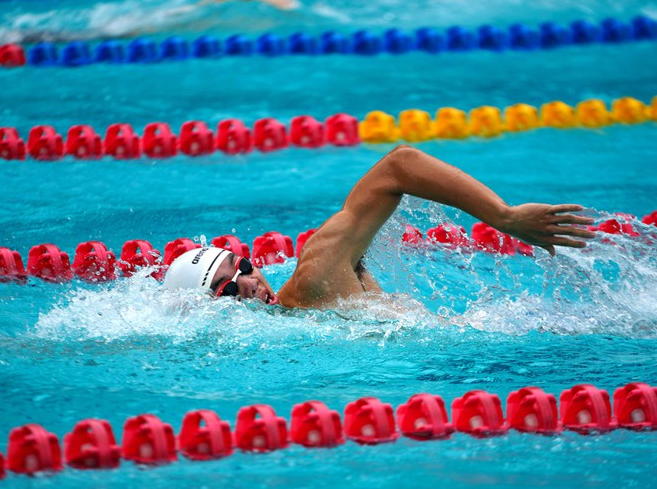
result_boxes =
[313,145,595,264]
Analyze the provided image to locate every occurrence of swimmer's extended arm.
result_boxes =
[311,145,595,266]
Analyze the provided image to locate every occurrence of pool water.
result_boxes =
[1,0,656,487]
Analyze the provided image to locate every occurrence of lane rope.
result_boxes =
[1,211,655,284]
[1,15,656,69]
[1,383,655,478]
[1,96,655,161]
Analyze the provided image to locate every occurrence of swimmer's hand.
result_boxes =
[497,204,595,256]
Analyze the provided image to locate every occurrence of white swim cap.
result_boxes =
[162,247,231,292]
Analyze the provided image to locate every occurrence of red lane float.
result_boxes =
[119,239,161,278]
[142,122,177,158]
[325,113,360,146]
[613,382,657,430]
[590,217,639,236]
[471,222,516,255]
[396,393,454,440]
[234,404,289,452]
[402,225,424,245]
[27,125,64,160]
[290,115,325,148]
[451,390,508,437]
[179,121,215,156]
[122,414,177,464]
[0,247,27,282]
[643,211,657,226]
[7,424,63,474]
[163,238,201,267]
[216,119,253,154]
[295,229,316,257]
[290,400,344,448]
[27,244,73,282]
[104,123,141,159]
[211,235,251,258]
[0,127,26,160]
[253,118,288,152]
[506,386,560,434]
[427,224,469,247]
[343,397,399,445]
[66,125,102,159]
[559,384,617,434]
[64,419,121,469]
[178,410,233,460]
[0,450,4,479]
[72,241,117,282]
[0,43,26,67]
[252,231,294,267]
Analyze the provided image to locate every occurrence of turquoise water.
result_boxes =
[1,0,657,487]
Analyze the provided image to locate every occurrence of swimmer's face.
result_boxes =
[209,252,278,304]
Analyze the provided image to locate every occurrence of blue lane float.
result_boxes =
[1,15,656,69]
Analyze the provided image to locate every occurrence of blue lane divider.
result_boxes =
[10,15,657,68]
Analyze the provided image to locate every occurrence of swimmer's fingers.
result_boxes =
[539,232,590,257]
[545,236,589,249]
[549,204,585,214]
[545,225,596,239]
[548,213,594,226]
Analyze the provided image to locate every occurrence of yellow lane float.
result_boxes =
[612,96,649,124]
[358,111,399,143]
[504,103,540,132]
[434,108,470,139]
[540,101,577,129]
[399,109,434,142]
[576,99,611,128]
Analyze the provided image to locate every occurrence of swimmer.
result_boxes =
[1,0,297,44]
[163,146,596,308]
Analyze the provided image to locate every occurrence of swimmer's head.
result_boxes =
[162,247,278,304]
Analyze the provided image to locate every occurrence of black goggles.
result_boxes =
[213,256,254,297]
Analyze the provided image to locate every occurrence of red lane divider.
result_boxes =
[179,410,233,460]
[0,450,5,479]
[0,128,25,160]
[252,232,294,267]
[0,248,27,283]
[290,400,344,448]
[216,119,253,154]
[7,424,63,474]
[0,114,360,161]
[119,239,161,279]
[451,390,509,437]
[614,382,657,430]
[0,211,655,283]
[27,125,63,160]
[27,244,73,282]
[344,397,400,445]
[506,386,560,434]
[235,404,289,452]
[560,384,617,434]
[72,241,117,282]
[105,123,141,159]
[1,383,654,478]
[66,125,102,159]
[211,235,251,258]
[122,414,177,465]
[0,43,26,67]
[396,393,454,440]
[64,419,121,469]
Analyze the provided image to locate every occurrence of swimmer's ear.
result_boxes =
[540,244,556,257]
